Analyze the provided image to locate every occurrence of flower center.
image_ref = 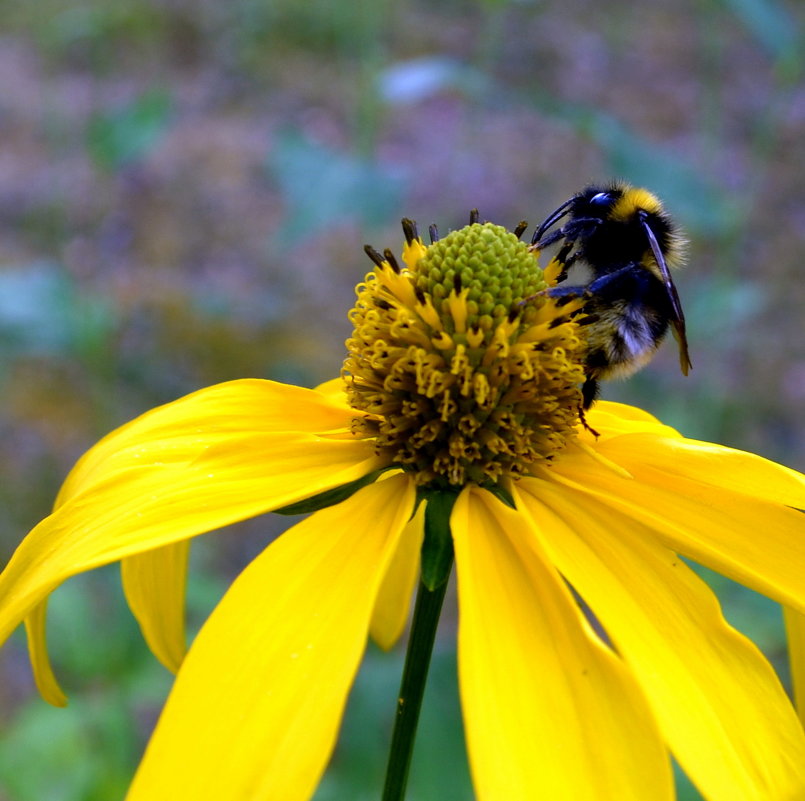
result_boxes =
[342,218,586,488]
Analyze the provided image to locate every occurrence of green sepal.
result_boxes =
[273,466,396,515]
[419,488,460,591]
[483,481,516,510]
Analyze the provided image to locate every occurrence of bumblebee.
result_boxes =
[532,182,692,409]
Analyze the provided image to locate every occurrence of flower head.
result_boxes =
[0,215,804,801]
[345,219,584,486]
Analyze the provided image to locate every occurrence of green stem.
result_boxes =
[381,568,453,801]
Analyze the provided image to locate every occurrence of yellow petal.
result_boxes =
[121,541,190,673]
[517,477,805,801]
[370,501,424,651]
[600,430,805,508]
[24,600,67,707]
[56,378,364,506]
[0,382,386,662]
[452,487,672,801]
[584,400,682,440]
[784,606,805,725]
[547,453,805,615]
[313,376,347,402]
[126,474,416,801]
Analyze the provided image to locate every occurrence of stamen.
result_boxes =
[344,221,587,488]
[383,249,401,274]
[364,245,386,268]
[401,218,419,246]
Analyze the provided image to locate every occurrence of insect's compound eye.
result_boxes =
[589,191,612,208]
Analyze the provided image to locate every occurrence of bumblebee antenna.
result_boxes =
[532,197,576,245]
[639,213,692,375]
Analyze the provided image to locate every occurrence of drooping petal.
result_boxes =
[784,606,805,724]
[452,487,672,801]
[121,541,190,673]
[24,600,66,707]
[517,478,805,801]
[546,450,805,615]
[0,380,387,657]
[370,500,423,651]
[126,474,416,801]
[26,543,192,707]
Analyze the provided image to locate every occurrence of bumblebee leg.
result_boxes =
[585,263,641,293]
[578,378,601,437]
[581,377,599,409]
[532,227,567,249]
[519,283,589,308]
[546,284,589,300]
[577,407,600,438]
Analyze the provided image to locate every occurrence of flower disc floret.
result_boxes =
[343,220,587,488]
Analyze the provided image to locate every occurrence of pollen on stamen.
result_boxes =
[513,220,528,239]
[343,218,588,489]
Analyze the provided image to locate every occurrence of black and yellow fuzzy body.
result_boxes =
[534,182,692,408]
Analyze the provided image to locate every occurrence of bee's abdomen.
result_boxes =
[584,268,672,379]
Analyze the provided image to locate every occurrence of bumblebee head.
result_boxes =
[535,182,685,271]
[570,184,628,220]
[569,183,667,228]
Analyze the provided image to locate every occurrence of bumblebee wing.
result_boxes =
[640,216,692,375]
[532,196,575,245]
[670,317,692,375]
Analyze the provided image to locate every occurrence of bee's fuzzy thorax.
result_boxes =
[610,186,664,222]
[603,182,687,271]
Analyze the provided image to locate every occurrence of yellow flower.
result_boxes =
[1,218,804,801]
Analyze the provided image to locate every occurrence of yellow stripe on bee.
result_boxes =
[609,187,663,222]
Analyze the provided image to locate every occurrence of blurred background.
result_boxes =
[0,0,802,798]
